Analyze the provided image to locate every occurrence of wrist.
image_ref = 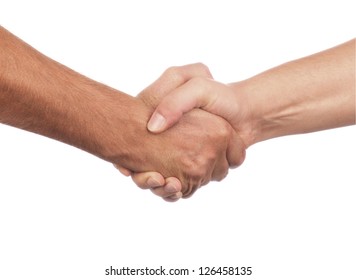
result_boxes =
[81,86,151,167]
[228,80,264,148]
[230,40,356,146]
[0,26,153,171]
[230,76,299,147]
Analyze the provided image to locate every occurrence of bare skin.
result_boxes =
[0,26,246,198]
[127,39,355,200]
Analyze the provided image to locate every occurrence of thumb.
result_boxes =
[147,77,219,133]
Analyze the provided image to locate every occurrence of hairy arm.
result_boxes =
[0,26,141,163]
[0,27,242,199]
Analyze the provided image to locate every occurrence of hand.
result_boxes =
[117,40,356,201]
[114,64,246,201]
[115,163,183,202]
[145,75,254,147]
[115,63,215,201]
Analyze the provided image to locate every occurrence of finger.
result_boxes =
[163,177,182,193]
[211,156,230,182]
[113,164,132,176]
[150,177,182,197]
[147,63,213,95]
[140,63,213,107]
[147,77,223,133]
[150,186,179,198]
[226,132,247,168]
[131,172,165,190]
[163,192,183,202]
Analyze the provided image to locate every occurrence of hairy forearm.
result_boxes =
[0,27,236,195]
[0,26,142,164]
[232,39,355,146]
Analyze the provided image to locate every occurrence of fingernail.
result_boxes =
[147,113,166,132]
[173,192,183,199]
[165,183,178,193]
[147,177,161,187]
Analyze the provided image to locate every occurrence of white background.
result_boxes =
[0,1,355,279]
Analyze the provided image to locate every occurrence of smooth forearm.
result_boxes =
[231,39,355,147]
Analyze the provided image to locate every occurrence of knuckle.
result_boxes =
[194,62,213,78]
[189,166,206,181]
[181,156,208,181]
[165,65,179,75]
[233,148,246,168]
[164,66,183,83]
[227,137,247,169]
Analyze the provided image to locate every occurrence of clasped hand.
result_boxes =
[115,63,247,202]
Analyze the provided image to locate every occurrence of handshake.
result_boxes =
[0,27,354,202]
[112,37,354,201]
[114,63,248,202]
